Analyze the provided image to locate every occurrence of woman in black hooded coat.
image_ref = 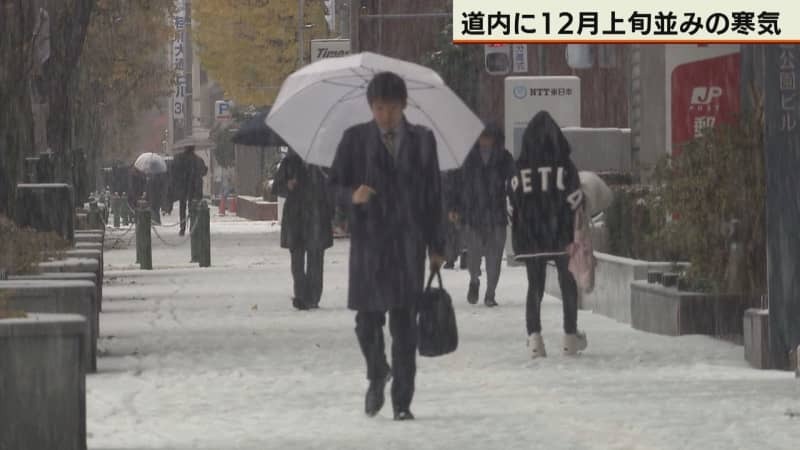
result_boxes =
[509,111,587,358]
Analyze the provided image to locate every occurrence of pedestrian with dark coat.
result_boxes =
[170,145,208,236]
[451,124,515,307]
[329,72,445,421]
[272,149,334,310]
[509,110,586,359]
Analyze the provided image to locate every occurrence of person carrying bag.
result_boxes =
[417,269,458,357]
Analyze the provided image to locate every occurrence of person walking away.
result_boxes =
[452,124,515,307]
[329,72,445,421]
[509,111,587,358]
[171,145,208,236]
[272,149,334,310]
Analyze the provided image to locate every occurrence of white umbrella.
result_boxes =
[134,152,167,175]
[266,52,484,170]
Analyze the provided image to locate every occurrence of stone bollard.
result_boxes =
[190,200,200,263]
[197,200,211,267]
[136,199,152,270]
[38,256,102,315]
[0,280,98,373]
[14,183,75,243]
[0,313,88,450]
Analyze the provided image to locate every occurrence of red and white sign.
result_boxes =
[671,52,741,156]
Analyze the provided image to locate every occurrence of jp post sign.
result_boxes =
[310,39,351,63]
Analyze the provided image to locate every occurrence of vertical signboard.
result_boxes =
[764,44,800,370]
[172,1,186,122]
[512,44,528,73]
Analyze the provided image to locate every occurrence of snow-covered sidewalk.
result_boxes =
[90,212,799,449]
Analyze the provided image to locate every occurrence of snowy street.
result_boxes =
[89,212,799,450]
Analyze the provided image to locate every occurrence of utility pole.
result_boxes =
[298,0,305,67]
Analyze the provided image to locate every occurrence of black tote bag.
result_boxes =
[417,269,458,357]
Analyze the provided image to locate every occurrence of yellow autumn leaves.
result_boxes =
[194,0,330,106]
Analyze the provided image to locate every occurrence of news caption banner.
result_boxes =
[452,0,800,43]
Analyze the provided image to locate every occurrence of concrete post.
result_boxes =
[197,200,211,267]
[136,199,152,270]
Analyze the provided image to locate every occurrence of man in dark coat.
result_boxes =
[272,149,334,310]
[509,110,586,359]
[171,145,208,236]
[451,124,515,307]
[329,72,445,421]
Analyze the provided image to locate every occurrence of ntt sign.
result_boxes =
[310,39,351,63]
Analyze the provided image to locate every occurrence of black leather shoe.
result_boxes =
[393,410,415,421]
[365,372,391,417]
[484,293,498,307]
[292,298,310,310]
[467,280,479,304]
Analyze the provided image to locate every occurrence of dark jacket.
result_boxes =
[510,111,583,259]
[454,142,515,234]
[329,119,445,312]
[171,150,207,201]
[127,167,168,212]
[272,150,334,251]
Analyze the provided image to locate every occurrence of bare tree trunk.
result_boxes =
[43,0,95,183]
[0,0,37,216]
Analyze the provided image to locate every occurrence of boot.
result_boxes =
[292,297,311,311]
[467,280,479,304]
[484,292,498,307]
[563,331,588,356]
[393,410,415,421]
[365,370,391,417]
[528,333,547,359]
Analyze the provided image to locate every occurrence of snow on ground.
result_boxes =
[90,209,800,449]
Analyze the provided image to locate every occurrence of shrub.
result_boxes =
[649,95,766,296]
[0,215,69,276]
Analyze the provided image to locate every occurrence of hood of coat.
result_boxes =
[519,110,572,165]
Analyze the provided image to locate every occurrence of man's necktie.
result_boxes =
[383,130,396,160]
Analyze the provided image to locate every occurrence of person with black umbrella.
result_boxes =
[171,145,207,236]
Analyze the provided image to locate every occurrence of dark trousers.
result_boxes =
[444,222,467,265]
[466,225,507,297]
[355,308,417,413]
[179,199,189,232]
[290,249,325,305]
[525,255,579,335]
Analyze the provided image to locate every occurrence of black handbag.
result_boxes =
[417,269,458,357]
